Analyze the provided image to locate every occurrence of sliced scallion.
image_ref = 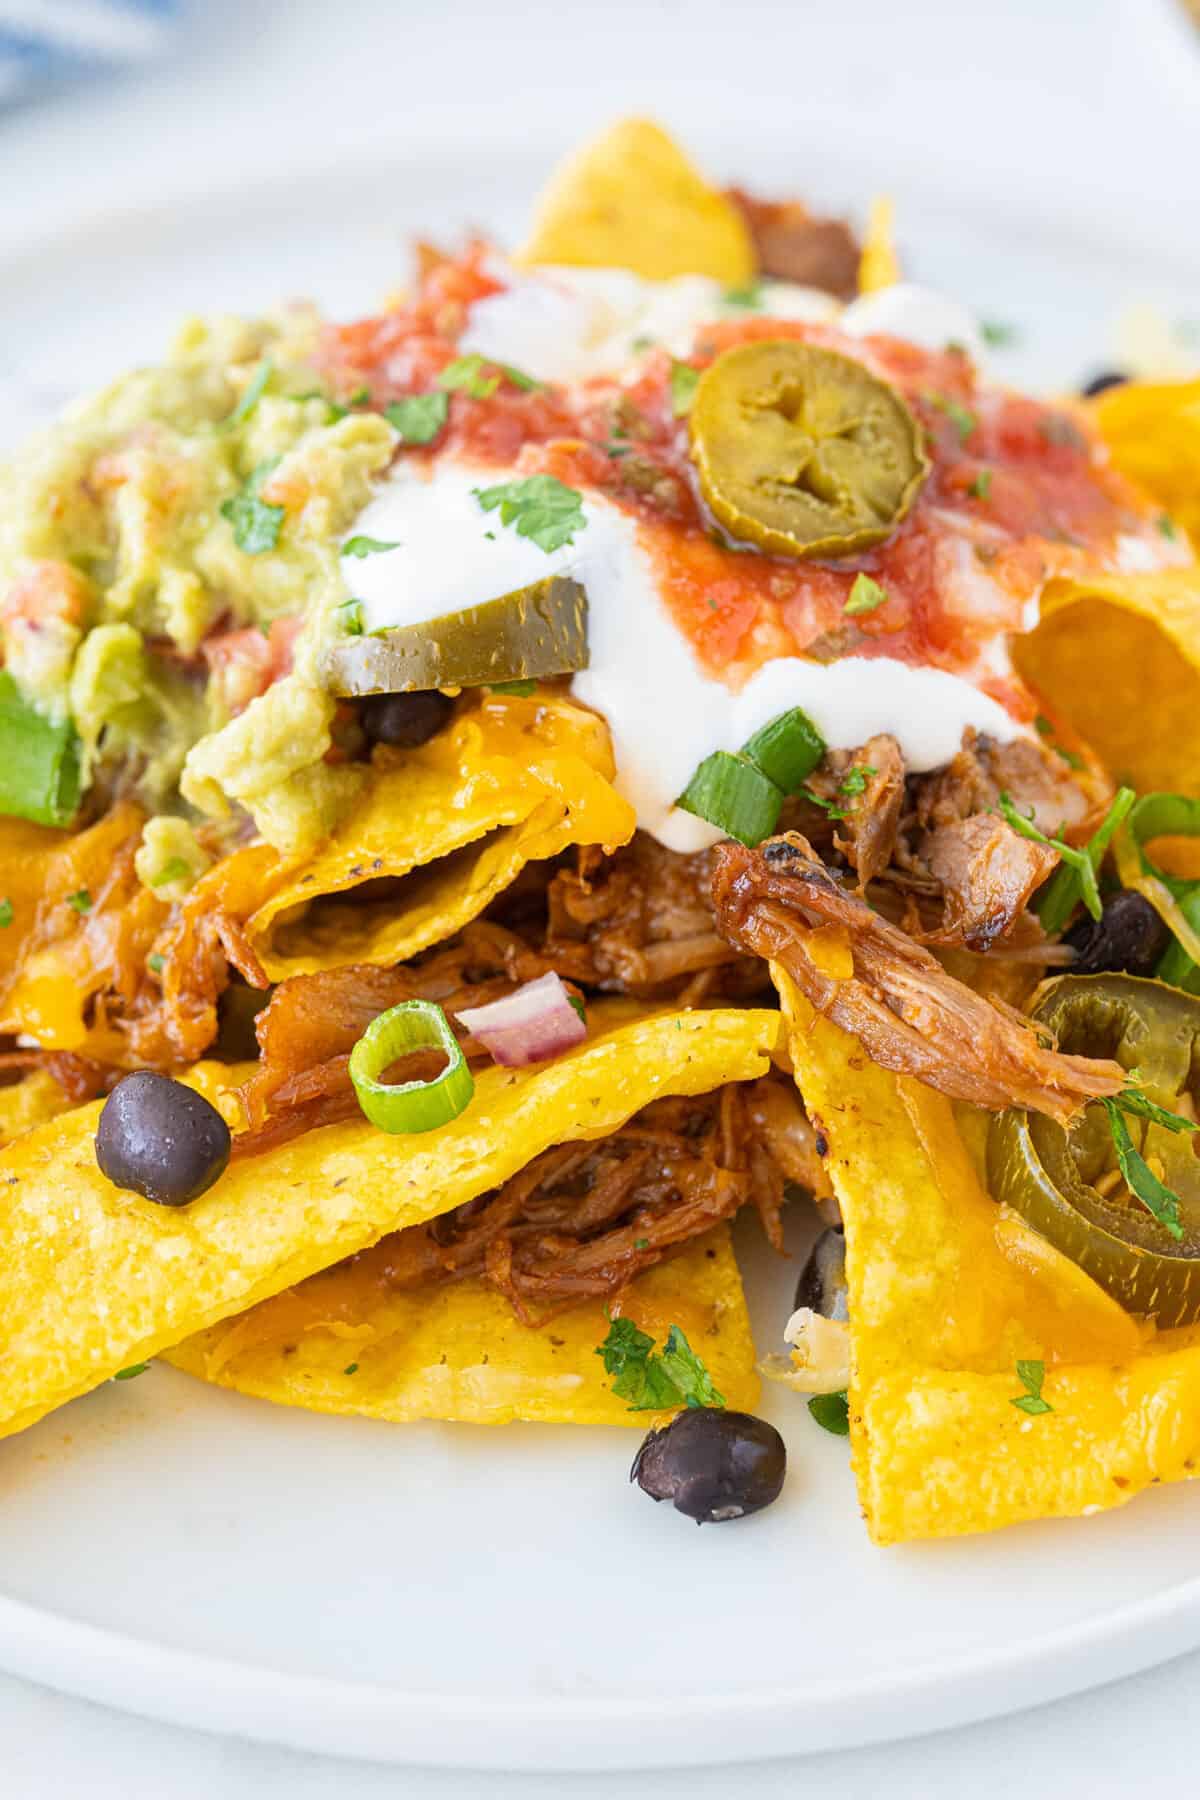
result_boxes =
[0,673,83,827]
[741,707,826,793]
[348,999,474,1134]
[677,751,783,847]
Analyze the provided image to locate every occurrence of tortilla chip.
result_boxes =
[0,1070,74,1148]
[165,1226,758,1426]
[0,1006,779,1440]
[241,695,634,982]
[1091,378,1200,548]
[772,967,1200,1542]
[1014,568,1200,794]
[517,117,754,285]
[857,196,900,294]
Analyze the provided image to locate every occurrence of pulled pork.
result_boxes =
[336,1074,800,1324]
[727,188,861,299]
[712,834,1124,1123]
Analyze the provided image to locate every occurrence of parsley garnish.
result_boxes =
[968,468,992,500]
[113,1362,151,1381]
[384,392,449,444]
[150,857,191,887]
[148,953,165,973]
[669,361,699,418]
[66,888,92,914]
[596,1316,725,1412]
[998,787,1135,927]
[981,319,1019,348]
[336,598,365,636]
[808,1391,850,1435]
[342,535,401,559]
[923,390,977,441]
[223,359,273,429]
[437,353,540,399]
[1159,514,1178,541]
[0,898,11,929]
[473,475,586,554]
[1010,1359,1053,1415]
[844,574,888,616]
[723,280,763,310]
[220,460,285,555]
[1101,1096,1187,1241]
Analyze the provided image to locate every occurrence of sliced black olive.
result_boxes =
[359,690,454,749]
[1063,889,1170,977]
[95,1071,231,1206]
[793,1224,848,1319]
[1079,370,1129,398]
[631,1408,786,1523]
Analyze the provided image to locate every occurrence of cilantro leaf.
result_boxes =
[1159,514,1178,541]
[113,1362,151,1381]
[336,598,365,636]
[220,463,285,555]
[723,280,763,310]
[1011,1359,1053,1415]
[808,1390,850,1435]
[473,475,586,554]
[981,319,1019,348]
[223,359,273,429]
[149,856,191,887]
[839,764,877,797]
[843,574,888,617]
[437,354,541,400]
[669,361,699,418]
[968,467,992,500]
[998,786,1135,928]
[0,898,12,929]
[147,953,165,973]
[596,1316,725,1412]
[342,535,401,559]
[343,1362,359,1376]
[1102,1098,1186,1241]
[384,392,449,444]
[1113,1082,1198,1135]
[66,888,92,914]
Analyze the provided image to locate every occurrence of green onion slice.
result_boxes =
[349,1000,475,1134]
[677,751,783,847]
[741,707,826,793]
[0,673,84,827]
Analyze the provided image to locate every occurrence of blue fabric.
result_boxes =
[0,2,179,104]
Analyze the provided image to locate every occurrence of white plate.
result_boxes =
[2,135,1200,1772]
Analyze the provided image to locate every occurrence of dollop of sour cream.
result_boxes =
[349,456,1021,853]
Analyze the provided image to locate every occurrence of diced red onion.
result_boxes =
[454,972,587,1068]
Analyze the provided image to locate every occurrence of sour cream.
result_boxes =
[349,460,1021,853]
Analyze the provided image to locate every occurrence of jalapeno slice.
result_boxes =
[988,974,1200,1325]
[688,340,929,559]
[323,576,588,695]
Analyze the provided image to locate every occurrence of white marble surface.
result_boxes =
[4,0,1200,1792]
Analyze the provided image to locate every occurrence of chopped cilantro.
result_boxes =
[113,1362,151,1382]
[923,390,977,441]
[148,953,165,974]
[343,1362,359,1376]
[384,392,449,444]
[839,764,878,797]
[488,679,536,697]
[336,598,366,637]
[1010,1359,1053,1416]
[1033,713,1084,771]
[437,353,540,399]
[998,787,1135,926]
[220,461,285,555]
[669,360,700,418]
[843,574,888,617]
[722,280,763,310]
[968,467,992,501]
[605,443,631,459]
[0,898,11,929]
[634,1237,649,1251]
[1113,1081,1198,1136]
[596,1316,725,1412]
[66,888,92,914]
[473,475,586,554]
[348,386,371,407]
[1102,1097,1186,1241]
[342,535,401,559]
[150,857,191,887]
[630,334,656,351]
[565,993,586,1024]
[981,319,1019,348]
[223,359,273,429]
[1159,514,1178,541]
[801,786,849,821]
[807,1391,850,1436]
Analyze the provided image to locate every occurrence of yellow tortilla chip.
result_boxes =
[0,1006,779,1440]
[1014,568,1200,794]
[517,117,754,285]
[1092,378,1200,548]
[773,967,1200,1542]
[857,196,900,294]
[165,1226,758,1426]
[0,1070,74,1148]
[242,695,634,982]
